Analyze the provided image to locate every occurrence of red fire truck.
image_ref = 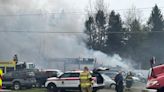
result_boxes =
[146,57,164,92]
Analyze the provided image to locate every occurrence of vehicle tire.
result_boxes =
[79,85,82,92]
[47,83,58,92]
[110,83,116,89]
[13,82,21,90]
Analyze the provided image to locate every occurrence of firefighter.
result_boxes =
[80,66,93,92]
[13,54,18,64]
[0,69,3,89]
[115,71,124,92]
[125,72,133,91]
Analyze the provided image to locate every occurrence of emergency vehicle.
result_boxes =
[0,60,36,74]
[147,64,164,92]
[45,70,104,92]
[0,60,16,74]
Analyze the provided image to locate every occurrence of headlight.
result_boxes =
[147,80,159,86]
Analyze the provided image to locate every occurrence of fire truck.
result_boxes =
[0,60,35,74]
[0,55,36,74]
[146,57,164,92]
[0,60,16,74]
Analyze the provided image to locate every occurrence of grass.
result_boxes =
[12,88,47,92]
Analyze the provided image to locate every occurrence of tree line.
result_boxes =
[84,2,164,69]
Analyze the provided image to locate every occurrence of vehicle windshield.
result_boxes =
[148,68,155,79]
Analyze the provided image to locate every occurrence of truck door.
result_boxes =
[2,72,14,86]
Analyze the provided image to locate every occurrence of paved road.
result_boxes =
[99,88,142,92]
[6,82,157,92]
[99,89,156,92]
[98,82,157,92]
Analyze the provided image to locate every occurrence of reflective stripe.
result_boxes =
[80,76,88,79]
[80,83,91,88]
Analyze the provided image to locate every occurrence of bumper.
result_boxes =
[146,84,160,89]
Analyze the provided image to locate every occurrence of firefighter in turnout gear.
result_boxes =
[80,66,93,92]
[0,69,3,89]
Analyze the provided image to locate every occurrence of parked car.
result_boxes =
[132,76,140,82]
[33,69,63,88]
[42,69,63,78]
[135,73,147,83]
[101,74,116,89]
[103,72,118,80]
[45,70,104,92]
[2,70,36,90]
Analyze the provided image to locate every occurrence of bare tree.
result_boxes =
[124,6,143,31]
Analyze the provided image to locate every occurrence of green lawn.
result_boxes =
[12,88,47,92]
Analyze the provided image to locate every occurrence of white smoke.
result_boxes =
[0,0,133,70]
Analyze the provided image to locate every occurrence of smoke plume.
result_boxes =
[0,0,133,70]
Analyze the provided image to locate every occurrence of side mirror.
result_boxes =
[56,75,61,78]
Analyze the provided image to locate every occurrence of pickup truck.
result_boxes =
[2,70,36,90]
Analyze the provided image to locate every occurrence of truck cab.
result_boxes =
[147,64,164,92]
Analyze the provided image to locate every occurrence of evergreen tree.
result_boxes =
[95,10,107,51]
[106,11,124,54]
[147,5,164,42]
[146,4,164,65]
[126,19,147,59]
[148,5,164,32]
[147,4,164,47]
[128,19,143,48]
[84,16,96,49]
[84,0,107,52]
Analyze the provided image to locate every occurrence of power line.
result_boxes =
[0,30,83,34]
[0,30,164,34]
[0,7,164,16]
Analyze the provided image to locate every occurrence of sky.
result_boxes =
[1,0,164,18]
[0,0,163,69]
[66,0,164,21]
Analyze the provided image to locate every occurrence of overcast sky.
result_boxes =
[64,0,164,20]
[1,0,164,17]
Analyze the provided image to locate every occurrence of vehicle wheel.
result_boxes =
[47,83,58,92]
[13,82,21,90]
[110,84,116,89]
[79,85,82,92]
